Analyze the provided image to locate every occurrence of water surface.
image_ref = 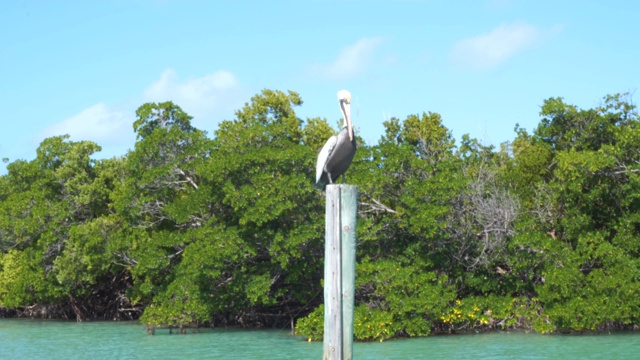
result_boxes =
[1,319,638,359]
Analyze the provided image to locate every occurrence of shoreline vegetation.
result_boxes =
[1,90,639,341]
[2,301,638,339]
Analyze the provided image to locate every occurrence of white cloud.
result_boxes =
[311,37,384,79]
[450,22,559,70]
[39,103,134,147]
[38,69,244,159]
[143,68,242,126]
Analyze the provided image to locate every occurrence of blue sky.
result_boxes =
[2,0,639,173]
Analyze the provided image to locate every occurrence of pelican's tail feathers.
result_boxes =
[315,179,327,191]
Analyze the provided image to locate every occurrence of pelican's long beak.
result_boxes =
[344,101,352,141]
[338,90,353,141]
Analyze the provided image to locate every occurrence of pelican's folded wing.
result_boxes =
[316,135,338,184]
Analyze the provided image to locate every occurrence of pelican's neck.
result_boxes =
[340,101,353,140]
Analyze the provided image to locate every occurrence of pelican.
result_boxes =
[315,90,357,190]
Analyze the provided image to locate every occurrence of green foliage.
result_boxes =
[0,249,52,307]
[133,101,196,140]
[353,112,464,262]
[2,90,640,339]
[436,295,553,333]
[295,304,324,341]
[353,305,397,341]
[0,135,115,311]
[509,92,640,332]
[303,117,336,152]
[114,90,327,328]
[140,276,211,330]
[354,258,455,340]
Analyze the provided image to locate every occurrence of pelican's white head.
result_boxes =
[337,90,353,141]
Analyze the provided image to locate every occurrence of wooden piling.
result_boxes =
[324,184,357,360]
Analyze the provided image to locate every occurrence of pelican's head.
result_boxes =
[337,90,353,141]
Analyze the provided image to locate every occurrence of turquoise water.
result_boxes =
[0,319,638,359]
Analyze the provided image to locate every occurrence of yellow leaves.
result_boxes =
[438,298,509,330]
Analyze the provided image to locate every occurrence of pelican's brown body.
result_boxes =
[315,126,357,190]
[315,90,356,190]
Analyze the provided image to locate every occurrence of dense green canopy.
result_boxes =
[1,90,638,339]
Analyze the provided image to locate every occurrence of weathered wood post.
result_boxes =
[324,184,357,360]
